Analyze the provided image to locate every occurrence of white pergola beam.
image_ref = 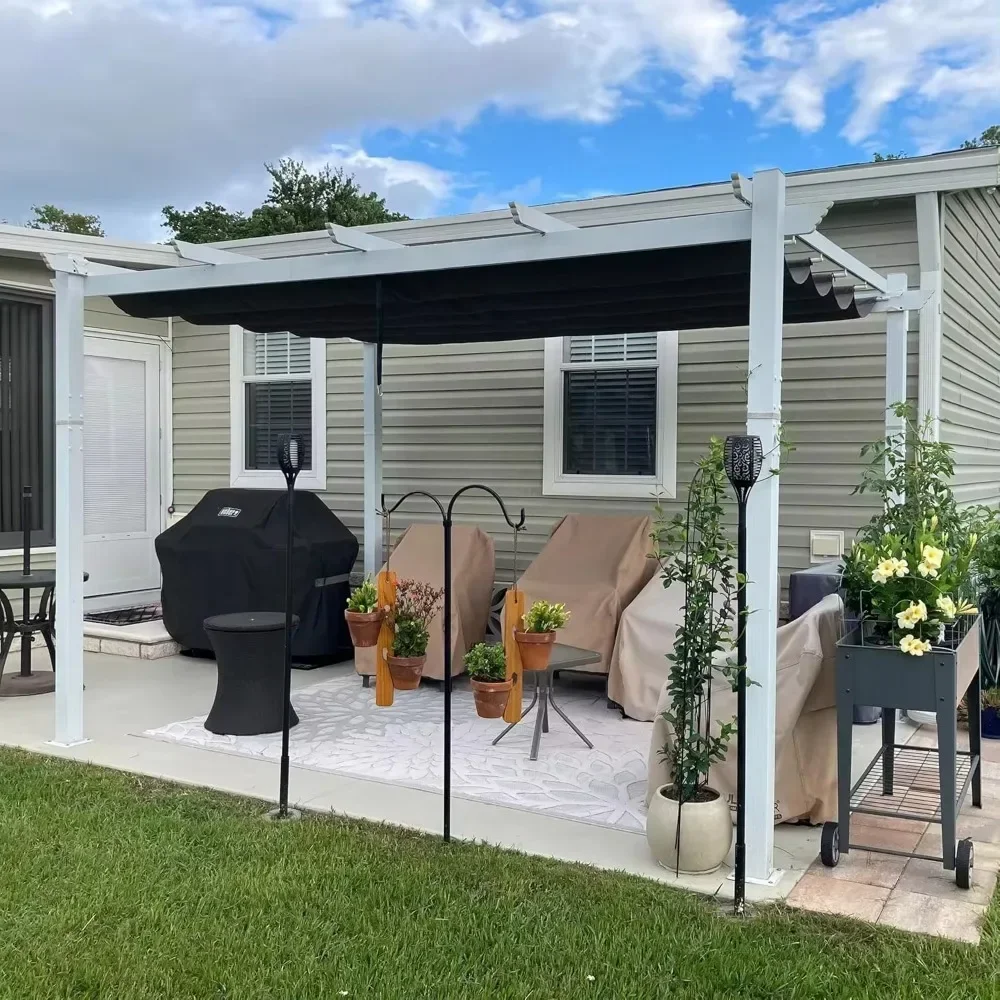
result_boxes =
[796,229,890,295]
[87,203,832,300]
[41,253,132,277]
[885,273,909,441]
[325,223,404,252]
[915,192,943,439]
[362,342,383,576]
[509,202,577,234]
[744,168,785,883]
[171,240,253,265]
[51,265,88,747]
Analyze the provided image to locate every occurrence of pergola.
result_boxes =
[45,168,928,882]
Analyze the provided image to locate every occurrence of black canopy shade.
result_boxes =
[113,241,873,344]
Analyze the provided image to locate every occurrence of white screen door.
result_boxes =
[83,336,162,599]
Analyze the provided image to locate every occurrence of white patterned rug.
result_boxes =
[142,672,653,833]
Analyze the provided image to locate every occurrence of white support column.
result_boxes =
[885,273,910,444]
[745,168,785,882]
[362,342,383,576]
[915,193,942,440]
[52,269,87,746]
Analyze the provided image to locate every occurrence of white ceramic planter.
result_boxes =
[646,783,733,875]
[906,710,937,727]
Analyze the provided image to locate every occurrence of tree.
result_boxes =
[961,125,1000,149]
[25,204,104,236]
[162,159,408,243]
[873,151,907,161]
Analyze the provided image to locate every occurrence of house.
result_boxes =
[2,147,999,614]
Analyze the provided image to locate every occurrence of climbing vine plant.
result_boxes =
[653,438,739,804]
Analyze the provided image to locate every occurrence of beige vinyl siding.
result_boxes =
[940,189,1000,507]
[170,198,918,583]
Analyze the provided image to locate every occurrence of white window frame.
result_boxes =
[229,324,327,491]
[542,331,678,499]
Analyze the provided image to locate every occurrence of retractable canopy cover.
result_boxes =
[112,242,873,345]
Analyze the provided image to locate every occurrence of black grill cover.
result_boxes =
[156,488,359,661]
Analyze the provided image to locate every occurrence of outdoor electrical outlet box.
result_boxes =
[810,529,844,563]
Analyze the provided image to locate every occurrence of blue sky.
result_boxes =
[1,0,997,237]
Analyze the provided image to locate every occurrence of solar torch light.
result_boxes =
[273,433,304,821]
[723,434,763,916]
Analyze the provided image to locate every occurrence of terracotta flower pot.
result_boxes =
[344,609,384,648]
[387,654,425,690]
[514,629,556,671]
[471,677,513,719]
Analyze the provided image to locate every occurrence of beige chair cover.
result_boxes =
[355,523,495,680]
[510,514,656,674]
[644,592,841,826]
[608,575,686,722]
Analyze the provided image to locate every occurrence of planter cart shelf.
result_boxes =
[821,622,983,889]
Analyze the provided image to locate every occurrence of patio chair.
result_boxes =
[506,514,656,675]
[355,523,495,682]
[642,592,841,826]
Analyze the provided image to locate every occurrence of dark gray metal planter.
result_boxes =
[825,621,982,887]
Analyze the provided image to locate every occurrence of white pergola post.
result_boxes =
[744,168,785,881]
[885,273,910,443]
[52,268,87,746]
[362,342,383,576]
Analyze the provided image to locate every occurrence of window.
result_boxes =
[0,290,54,549]
[543,331,678,499]
[230,326,327,490]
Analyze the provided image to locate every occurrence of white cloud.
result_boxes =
[1,0,996,240]
[740,0,1000,146]
[0,0,746,236]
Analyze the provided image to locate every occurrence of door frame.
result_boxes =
[82,327,171,605]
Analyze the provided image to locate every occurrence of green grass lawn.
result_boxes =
[1,749,998,1000]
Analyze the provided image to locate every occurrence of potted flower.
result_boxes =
[840,405,982,726]
[386,578,444,690]
[514,600,570,672]
[645,439,738,875]
[344,577,383,648]
[464,642,512,718]
[982,688,1000,740]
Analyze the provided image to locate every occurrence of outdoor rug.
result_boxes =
[142,672,653,833]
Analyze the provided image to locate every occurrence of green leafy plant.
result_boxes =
[521,600,570,633]
[843,405,983,655]
[346,577,379,614]
[982,687,1000,711]
[464,642,507,682]
[653,438,738,805]
[389,579,444,658]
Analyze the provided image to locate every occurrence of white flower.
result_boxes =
[896,601,928,629]
[936,596,957,619]
[900,634,932,656]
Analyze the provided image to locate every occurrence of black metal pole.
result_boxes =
[279,480,294,818]
[735,498,748,916]
[442,515,453,842]
[20,486,32,677]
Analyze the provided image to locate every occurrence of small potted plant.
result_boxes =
[514,600,570,672]
[344,577,383,648]
[386,578,444,690]
[465,642,512,719]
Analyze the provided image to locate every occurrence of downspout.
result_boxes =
[915,192,943,439]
